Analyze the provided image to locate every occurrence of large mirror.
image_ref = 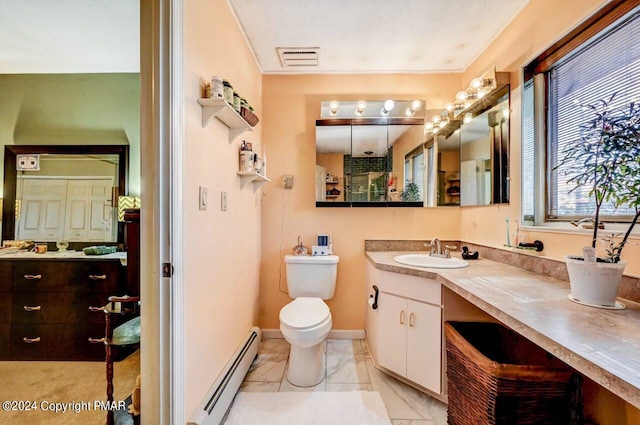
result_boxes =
[315,100,425,207]
[2,145,128,244]
[423,83,510,207]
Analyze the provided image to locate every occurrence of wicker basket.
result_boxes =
[445,321,579,425]
[240,107,259,127]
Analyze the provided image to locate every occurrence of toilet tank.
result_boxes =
[285,255,339,299]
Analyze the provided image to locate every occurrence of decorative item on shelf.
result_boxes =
[223,79,233,104]
[233,91,241,113]
[241,107,260,127]
[204,83,212,99]
[210,75,224,99]
[554,94,640,308]
[239,141,254,172]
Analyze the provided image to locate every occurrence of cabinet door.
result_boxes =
[376,292,407,377]
[406,299,442,394]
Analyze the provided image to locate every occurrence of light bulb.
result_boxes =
[355,100,367,116]
[463,113,472,124]
[381,99,395,115]
[456,91,469,102]
[446,103,455,112]
[405,107,415,117]
[432,115,442,124]
[410,100,423,111]
[439,120,447,128]
[329,101,339,116]
[470,77,484,89]
[425,122,434,130]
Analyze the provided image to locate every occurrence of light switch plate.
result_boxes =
[199,186,207,211]
[221,191,228,211]
[283,175,294,189]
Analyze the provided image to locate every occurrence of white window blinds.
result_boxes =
[548,10,640,219]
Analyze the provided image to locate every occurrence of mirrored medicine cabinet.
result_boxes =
[315,75,510,208]
[315,100,426,208]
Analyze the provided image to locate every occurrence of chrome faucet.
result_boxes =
[429,237,442,257]
[427,237,456,259]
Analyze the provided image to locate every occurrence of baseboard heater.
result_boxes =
[188,326,260,425]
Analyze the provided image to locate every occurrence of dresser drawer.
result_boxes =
[12,261,122,293]
[12,292,108,324]
[11,323,106,360]
[0,293,11,323]
[0,324,9,358]
[0,261,11,291]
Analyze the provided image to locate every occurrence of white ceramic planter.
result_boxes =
[564,255,626,307]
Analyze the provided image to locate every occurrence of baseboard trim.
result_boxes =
[261,329,366,340]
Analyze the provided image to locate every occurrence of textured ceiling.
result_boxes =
[229,0,529,73]
[0,0,528,74]
[0,0,139,73]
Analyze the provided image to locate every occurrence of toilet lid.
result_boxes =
[280,297,330,329]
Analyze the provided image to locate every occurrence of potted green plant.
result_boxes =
[400,180,421,202]
[556,94,640,307]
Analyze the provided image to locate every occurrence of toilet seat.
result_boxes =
[280,297,330,329]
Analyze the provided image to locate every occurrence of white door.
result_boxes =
[376,292,407,377]
[406,300,442,393]
[64,179,114,241]
[18,179,67,241]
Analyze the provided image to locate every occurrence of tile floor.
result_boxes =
[239,338,447,425]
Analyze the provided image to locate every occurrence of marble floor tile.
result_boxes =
[326,352,370,384]
[239,382,281,392]
[327,339,364,356]
[240,339,447,425]
[325,383,372,391]
[366,359,447,423]
[279,363,327,392]
[244,338,289,382]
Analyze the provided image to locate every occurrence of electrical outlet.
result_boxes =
[283,175,294,189]
[221,191,228,211]
[199,186,207,211]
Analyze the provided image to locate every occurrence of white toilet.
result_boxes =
[280,254,339,387]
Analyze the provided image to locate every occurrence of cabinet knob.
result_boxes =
[89,274,107,280]
[23,337,41,344]
[400,310,405,325]
[23,305,42,312]
[88,306,104,312]
[24,274,42,280]
[88,337,106,344]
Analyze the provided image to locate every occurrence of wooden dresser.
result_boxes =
[0,255,127,360]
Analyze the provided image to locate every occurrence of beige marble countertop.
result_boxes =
[366,250,640,410]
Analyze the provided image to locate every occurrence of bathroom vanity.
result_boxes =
[365,247,640,411]
[0,252,128,360]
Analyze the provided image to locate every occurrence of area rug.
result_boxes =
[223,391,392,425]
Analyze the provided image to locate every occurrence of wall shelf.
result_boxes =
[197,98,253,143]
[237,171,270,190]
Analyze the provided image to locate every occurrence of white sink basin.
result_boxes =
[393,254,469,269]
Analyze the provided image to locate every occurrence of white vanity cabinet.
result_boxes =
[366,262,443,395]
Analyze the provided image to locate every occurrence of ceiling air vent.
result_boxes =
[277,47,319,67]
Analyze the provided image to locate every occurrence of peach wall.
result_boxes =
[457,0,640,275]
[260,74,463,330]
[182,0,262,419]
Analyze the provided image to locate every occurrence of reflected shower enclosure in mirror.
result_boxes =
[315,100,425,207]
[2,145,129,244]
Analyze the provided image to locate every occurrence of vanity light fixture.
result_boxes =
[380,100,395,116]
[355,100,367,116]
[329,101,339,116]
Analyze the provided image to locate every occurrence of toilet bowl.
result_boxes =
[279,297,332,387]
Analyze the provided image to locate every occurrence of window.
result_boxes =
[523,2,640,224]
